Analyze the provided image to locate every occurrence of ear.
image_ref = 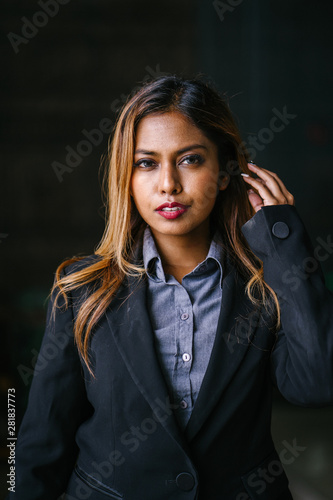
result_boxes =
[218,174,230,191]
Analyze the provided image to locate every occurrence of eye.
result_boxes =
[180,154,203,166]
[133,159,156,169]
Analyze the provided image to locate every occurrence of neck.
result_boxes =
[151,228,212,282]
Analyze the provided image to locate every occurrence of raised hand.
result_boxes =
[242,163,295,213]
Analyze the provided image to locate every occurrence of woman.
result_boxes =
[10,76,333,500]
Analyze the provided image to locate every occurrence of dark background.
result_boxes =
[1,0,333,498]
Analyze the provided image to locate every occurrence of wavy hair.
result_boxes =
[52,75,280,375]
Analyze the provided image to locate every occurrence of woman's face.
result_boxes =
[130,111,228,243]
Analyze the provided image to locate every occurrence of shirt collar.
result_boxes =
[143,226,224,286]
[143,227,166,282]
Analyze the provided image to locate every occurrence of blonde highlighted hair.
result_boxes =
[52,75,280,375]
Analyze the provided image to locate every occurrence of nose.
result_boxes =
[158,164,182,195]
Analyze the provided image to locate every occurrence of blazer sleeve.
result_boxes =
[9,274,92,499]
[241,204,333,406]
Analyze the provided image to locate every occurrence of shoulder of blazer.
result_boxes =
[63,253,102,276]
[59,253,141,315]
[62,230,145,278]
[55,254,108,315]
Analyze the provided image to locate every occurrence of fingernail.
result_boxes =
[241,173,250,177]
[247,189,255,194]
[248,162,257,167]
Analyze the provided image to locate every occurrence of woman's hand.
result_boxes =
[242,162,295,213]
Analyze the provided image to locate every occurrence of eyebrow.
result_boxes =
[134,144,208,156]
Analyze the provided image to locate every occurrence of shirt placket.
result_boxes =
[173,284,194,425]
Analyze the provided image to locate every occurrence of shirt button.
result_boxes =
[181,313,189,320]
[179,400,188,409]
[182,353,191,362]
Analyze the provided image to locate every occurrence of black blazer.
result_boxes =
[10,205,333,500]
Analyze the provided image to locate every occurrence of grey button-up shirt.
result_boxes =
[143,227,223,430]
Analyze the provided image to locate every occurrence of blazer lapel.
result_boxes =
[105,274,188,450]
[185,263,261,441]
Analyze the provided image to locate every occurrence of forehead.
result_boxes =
[135,111,211,148]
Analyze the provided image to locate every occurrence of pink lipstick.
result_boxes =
[155,202,189,219]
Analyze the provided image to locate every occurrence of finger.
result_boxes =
[260,168,295,204]
[247,163,290,202]
[242,175,286,205]
[248,163,287,194]
[247,164,294,205]
[247,189,264,212]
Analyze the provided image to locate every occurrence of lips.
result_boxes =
[155,202,189,220]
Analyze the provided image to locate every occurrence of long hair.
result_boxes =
[52,75,280,375]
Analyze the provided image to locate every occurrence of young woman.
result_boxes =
[10,76,333,500]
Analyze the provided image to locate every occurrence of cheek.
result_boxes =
[191,172,220,206]
[130,180,140,209]
[130,176,151,215]
[131,173,154,194]
[130,175,144,200]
